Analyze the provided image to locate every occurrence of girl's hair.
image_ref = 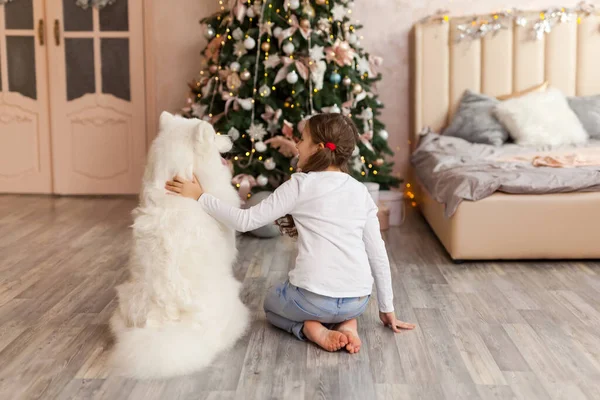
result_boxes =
[278,113,359,238]
[299,113,359,173]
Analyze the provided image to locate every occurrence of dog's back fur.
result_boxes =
[109,112,249,379]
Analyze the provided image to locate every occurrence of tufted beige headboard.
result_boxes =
[412,11,600,143]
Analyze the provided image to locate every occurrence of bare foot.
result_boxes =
[302,321,348,352]
[335,319,362,354]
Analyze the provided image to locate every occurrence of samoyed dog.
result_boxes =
[109,111,249,379]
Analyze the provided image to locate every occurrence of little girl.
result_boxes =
[166,113,415,353]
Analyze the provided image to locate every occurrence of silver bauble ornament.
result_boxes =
[257,175,268,186]
[264,158,276,170]
[273,26,283,38]
[259,84,272,97]
[342,76,352,86]
[378,129,389,140]
[289,0,300,10]
[228,127,240,141]
[244,37,256,50]
[282,41,295,55]
[255,141,267,152]
[246,7,255,18]
[205,25,215,39]
[230,61,241,72]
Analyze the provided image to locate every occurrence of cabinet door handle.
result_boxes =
[54,19,61,46]
[38,19,45,45]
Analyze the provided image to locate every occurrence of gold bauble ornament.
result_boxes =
[316,0,326,5]
[227,73,242,91]
[352,83,363,94]
[240,70,251,81]
[261,42,271,52]
[300,19,311,29]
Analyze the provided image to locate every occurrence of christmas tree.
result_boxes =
[184,0,400,200]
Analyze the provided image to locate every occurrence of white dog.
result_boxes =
[109,111,249,379]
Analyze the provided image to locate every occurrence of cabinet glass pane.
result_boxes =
[100,0,128,32]
[63,0,93,32]
[7,36,36,100]
[101,38,130,101]
[5,0,34,30]
[65,38,95,101]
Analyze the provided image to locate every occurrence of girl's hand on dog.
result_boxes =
[379,312,416,333]
[165,175,204,200]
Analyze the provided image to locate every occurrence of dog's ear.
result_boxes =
[215,134,233,153]
[159,111,174,129]
[196,120,216,144]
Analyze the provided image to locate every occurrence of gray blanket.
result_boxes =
[411,133,600,218]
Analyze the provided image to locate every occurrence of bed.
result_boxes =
[411,10,600,260]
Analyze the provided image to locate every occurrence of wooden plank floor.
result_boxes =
[1,195,600,400]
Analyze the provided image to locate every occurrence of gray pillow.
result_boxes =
[568,95,600,139]
[443,90,509,146]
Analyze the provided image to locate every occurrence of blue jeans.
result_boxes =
[263,280,370,340]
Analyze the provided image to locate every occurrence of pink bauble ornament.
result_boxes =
[209,65,218,74]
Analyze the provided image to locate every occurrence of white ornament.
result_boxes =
[322,104,341,113]
[259,84,271,97]
[264,158,276,170]
[255,141,267,152]
[378,129,389,140]
[228,127,240,141]
[357,56,372,77]
[283,42,295,55]
[289,0,300,10]
[244,37,256,50]
[311,61,327,90]
[352,145,360,156]
[286,70,299,84]
[273,26,283,38]
[234,41,248,56]
[352,157,363,172]
[232,28,244,40]
[247,123,267,141]
[309,45,325,62]
[331,4,347,21]
[246,7,255,18]
[348,33,358,45]
[239,98,254,111]
[230,61,241,72]
[257,175,269,186]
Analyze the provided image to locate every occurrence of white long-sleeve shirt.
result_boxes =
[199,171,395,312]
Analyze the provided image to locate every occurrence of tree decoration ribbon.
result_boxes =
[211,92,253,122]
[359,131,374,151]
[230,0,248,23]
[232,174,257,201]
[278,15,312,45]
[261,105,282,134]
[274,56,310,84]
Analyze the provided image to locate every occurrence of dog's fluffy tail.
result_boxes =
[108,308,249,379]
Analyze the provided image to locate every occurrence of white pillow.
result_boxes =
[493,87,589,146]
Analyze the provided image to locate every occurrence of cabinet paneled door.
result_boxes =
[0,0,146,194]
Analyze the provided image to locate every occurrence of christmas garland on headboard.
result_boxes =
[0,0,116,9]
